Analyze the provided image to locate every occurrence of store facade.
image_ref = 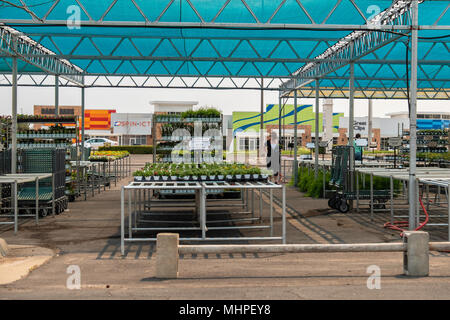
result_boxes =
[111,113,153,145]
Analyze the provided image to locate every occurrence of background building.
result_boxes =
[339,117,409,150]
[111,113,153,145]
[387,111,450,129]
[232,104,344,151]
[34,106,117,141]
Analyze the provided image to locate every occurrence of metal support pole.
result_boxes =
[11,54,18,174]
[390,176,394,224]
[368,99,373,148]
[259,188,263,222]
[270,188,273,237]
[356,171,360,212]
[55,75,59,116]
[129,190,133,238]
[259,77,264,161]
[370,173,374,220]
[314,80,320,178]
[52,174,55,216]
[409,0,419,230]
[81,84,86,161]
[121,187,125,255]
[202,186,206,239]
[349,63,355,194]
[282,184,286,244]
[251,188,255,218]
[293,90,298,186]
[278,94,282,181]
[448,185,450,241]
[35,177,39,225]
[13,181,17,234]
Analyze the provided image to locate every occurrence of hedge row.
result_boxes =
[98,145,153,154]
[290,166,331,198]
[292,166,402,198]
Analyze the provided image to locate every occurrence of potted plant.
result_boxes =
[261,172,269,181]
[217,168,225,181]
[153,169,161,181]
[200,168,208,181]
[225,167,233,181]
[133,170,144,181]
[144,170,152,181]
[234,168,242,181]
[248,167,260,180]
[161,169,169,181]
[191,168,199,181]
[243,167,251,180]
[209,167,218,181]
[183,169,192,181]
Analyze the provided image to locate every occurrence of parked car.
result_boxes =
[72,138,118,149]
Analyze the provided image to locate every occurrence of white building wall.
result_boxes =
[339,117,410,138]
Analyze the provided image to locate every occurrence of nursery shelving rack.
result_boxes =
[152,113,223,164]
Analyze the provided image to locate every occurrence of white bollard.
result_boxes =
[156,233,179,279]
[403,231,429,277]
[0,238,8,258]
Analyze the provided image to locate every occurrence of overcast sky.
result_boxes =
[0,85,448,118]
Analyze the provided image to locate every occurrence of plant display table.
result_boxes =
[120,181,285,255]
[0,173,54,233]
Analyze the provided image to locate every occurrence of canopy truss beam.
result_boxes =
[2,0,449,30]
[0,25,83,85]
[280,0,415,95]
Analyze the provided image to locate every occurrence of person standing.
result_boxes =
[354,133,363,161]
[266,131,280,183]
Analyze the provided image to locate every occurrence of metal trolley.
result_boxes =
[328,146,391,213]
[17,148,68,215]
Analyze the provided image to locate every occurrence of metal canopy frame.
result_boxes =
[0,0,446,95]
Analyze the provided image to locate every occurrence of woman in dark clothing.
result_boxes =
[266,132,280,183]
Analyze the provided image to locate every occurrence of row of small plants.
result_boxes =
[89,150,130,162]
[160,122,220,138]
[417,129,448,136]
[17,126,77,139]
[17,115,77,122]
[98,145,153,154]
[133,163,268,182]
[17,142,71,149]
[155,108,221,123]
[402,152,450,162]
[156,154,226,163]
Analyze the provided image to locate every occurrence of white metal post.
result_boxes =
[349,63,355,197]
[368,99,373,147]
[282,184,286,244]
[315,79,320,178]
[11,53,18,174]
[259,77,264,161]
[13,181,18,234]
[55,75,59,116]
[121,187,125,255]
[81,84,85,161]
[293,90,298,186]
[409,0,419,230]
[278,94,282,180]
[349,63,355,163]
